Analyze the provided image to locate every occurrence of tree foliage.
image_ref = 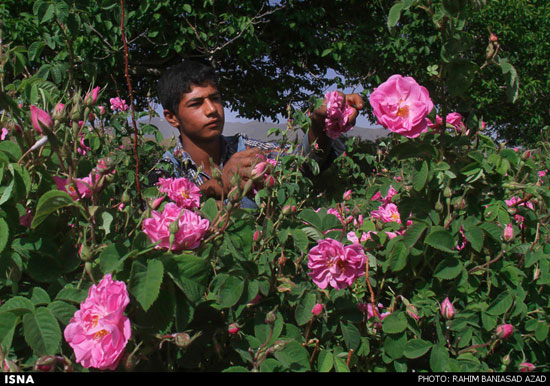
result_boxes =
[0,0,547,142]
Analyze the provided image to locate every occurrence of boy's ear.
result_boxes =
[164,109,180,128]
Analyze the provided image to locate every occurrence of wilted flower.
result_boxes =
[496,323,514,339]
[307,238,366,290]
[64,274,131,370]
[369,74,434,138]
[143,202,209,251]
[440,297,455,319]
[30,105,54,134]
[156,177,201,209]
[19,209,33,228]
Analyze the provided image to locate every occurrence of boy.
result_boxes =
[149,60,364,206]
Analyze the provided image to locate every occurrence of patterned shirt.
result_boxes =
[147,132,345,208]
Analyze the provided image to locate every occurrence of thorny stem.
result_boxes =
[120,0,143,206]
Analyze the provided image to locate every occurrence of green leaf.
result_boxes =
[0,311,18,352]
[404,339,433,359]
[129,259,164,312]
[413,161,429,191]
[384,331,407,359]
[535,321,548,342]
[164,253,209,303]
[434,257,463,280]
[0,218,9,254]
[425,229,456,253]
[317,350,334,372]
[463,225,484,252]
[340,321,361,351]
[47,301,77,326]
[387,2,404,28]
[1,296,35,316]
[486,293,513,316]
[291,228,310,253]
[430,345,450,372]
[23,307,61,356]
[382,311,408,334]
[389,241,408,272]
[31,190,76,229]
[404,222,427,248]
[200,198,219,222]
[216,274,245,308]
[298,209,322,230]
[295,291,317,326]
[273,340,311,372]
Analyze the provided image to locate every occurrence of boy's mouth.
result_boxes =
[205,120,223,129]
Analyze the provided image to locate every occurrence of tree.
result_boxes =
[0,0,547,144]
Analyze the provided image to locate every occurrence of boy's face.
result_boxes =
[165,83,225,143]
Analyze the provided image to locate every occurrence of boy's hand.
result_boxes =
[310,92,364,149]
[221,148,264,193]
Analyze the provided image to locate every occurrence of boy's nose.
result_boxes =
[204,98,217,114]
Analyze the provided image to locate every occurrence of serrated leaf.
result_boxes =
[403,222,427,248]
[486,293,513,316]
[389,241,408,272]
[413,161,429,191]
[0,312,18,352]
[387,2,404,28]
[317,350,334,372]
[434,257,463,280]
[0,218,8,254]
[129,259,164,312]
[404,339,433,359]
[425,229,456,252]
[164,253,209,303]
[382,311,407,334]
[23,307,61,356]
[31,190,76,229]
[295,291,317,326]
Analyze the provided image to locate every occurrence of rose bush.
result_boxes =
[0,0,548,374]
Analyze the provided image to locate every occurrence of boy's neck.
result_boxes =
[179,134,222,176]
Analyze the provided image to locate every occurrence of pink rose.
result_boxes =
[156,177,201,209]
[307,238,366,290]
[503,223,514,242]
[109,97,129,112]
[53,175,95,201]
[143,202,209,251]
[428,112,467,134]
[371,185,398,204]
[496,323,514,339]
[312,303,324,316]
[343,189,352,201]
[323,91,355,139]
[1,128,8,141]
[370,203,401,224]
[519,362,536,372]
[228,323,240,335]
[30,105,54,134]
[85,86,101,106]
[369,74,434,138]
[64,274,131,370]
[440,297,455,319]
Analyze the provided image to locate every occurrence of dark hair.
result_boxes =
[157,60,218,114]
